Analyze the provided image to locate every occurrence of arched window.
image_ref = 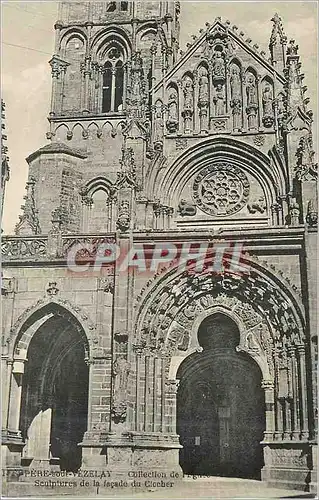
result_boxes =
[120,1,128,11]
[81,179,115,232]
[102,48,124,113]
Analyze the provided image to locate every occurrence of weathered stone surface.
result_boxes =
[1,1,317,495]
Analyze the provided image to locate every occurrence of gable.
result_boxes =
[154,19,285,93]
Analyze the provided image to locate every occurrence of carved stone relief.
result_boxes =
[193,163,250,216]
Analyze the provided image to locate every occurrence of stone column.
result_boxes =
[193,70,200,134]
[161,357,166,432]
[8,359,25,433]
[133,344,144,432]
[49,61,61,117]
[143,355,151,431]
[152,357,159,432]
[2,358,13,429]
[262,380,275,441]
[288,346,300,440]
[86,361,94,432]
[297,345,309,439]
[177,80,183,135]
[82,59,91,113]
[165,380,180,434]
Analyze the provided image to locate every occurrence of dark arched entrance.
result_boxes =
[20,313,89,471]
[177,313,265,479]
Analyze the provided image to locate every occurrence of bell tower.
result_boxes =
[48,0,180,120]
[19,1,181,236]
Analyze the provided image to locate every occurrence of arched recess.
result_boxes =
[245,66,259,130]
[80,176,115,233]
[181,72,195,134]
[148,136,287,226]
[59,32,87,113]
[166,82,179,134]
[176,312,266,478]
[260,76,275,129]
[59,29,88,55]
[5,300,94,471]
[129,256,310,459]
[90,27,131,114]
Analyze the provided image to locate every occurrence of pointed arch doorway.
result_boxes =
[19,312,89,471]
[177,313,265,479]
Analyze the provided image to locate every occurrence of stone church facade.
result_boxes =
[1,1,317,493]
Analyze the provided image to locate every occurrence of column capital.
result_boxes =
[261,379,274,390]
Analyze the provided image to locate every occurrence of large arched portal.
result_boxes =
[177,313,265,479]
[19,314,89,471]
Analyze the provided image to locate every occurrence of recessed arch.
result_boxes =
[18,310,89,471]
[91,26,132,60]
[59,28,88,53]
[176,334,266,478]
[149,136,286,213]
[9,297,95,359]
[85,175,113,196]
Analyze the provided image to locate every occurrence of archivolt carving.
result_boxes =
[134,262,305,362]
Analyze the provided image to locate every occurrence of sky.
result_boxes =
[1,1,318,233]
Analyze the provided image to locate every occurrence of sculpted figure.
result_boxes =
[198,69,209,103]
[178,199,197,216]
[230,66,242,129]
[168,90,178,121]
[246,75,258,107]
[212,50,225,80]
[183,78,194,111]
[230,66,241,100]
[262,85,273,116]
[214,84,226,116]
[113,356,130,393]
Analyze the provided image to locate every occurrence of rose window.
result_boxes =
[193,163,250,216]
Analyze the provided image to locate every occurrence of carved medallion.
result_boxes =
[193,163,250,216]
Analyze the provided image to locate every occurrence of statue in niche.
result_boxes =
[212,50,225,81]
[153,101,164,144]
[246,74,258,129]
[262,85,273,115]
[262,84,274,128]
[230,66,242,130]
[183,78,194,111]
[230,66,241,99]
[203,36,214,59]
[166,89,178,133]
[198,68,209,103]
[214,84,226,116]
[182,77,194,133]
[168,90,178,121]
[246,75,258,107]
